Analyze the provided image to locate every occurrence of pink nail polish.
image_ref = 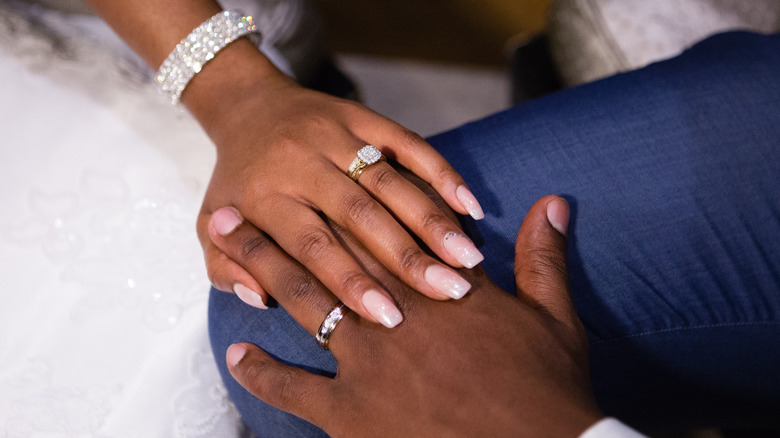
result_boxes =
[546,198,570,236]
[211,207,243,236]
[425,265,471,299]
[361,290,403,328]
[456,185,485,220]
[443,232,484,268]
[227,344,247,367]
[234,283,267,309]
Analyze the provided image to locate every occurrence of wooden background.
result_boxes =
[313,0,551,65]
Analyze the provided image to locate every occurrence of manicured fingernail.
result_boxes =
[361,290,403,328]
[234,283,267,309]
[456,185,484,220]
[227,343,247,367]
[425,265,471,299]
[443,232,484,268]
[546,197,570,236]
[211,207,242,235]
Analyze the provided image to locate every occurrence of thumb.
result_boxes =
[513,195,577,326]
[226,343,333,427]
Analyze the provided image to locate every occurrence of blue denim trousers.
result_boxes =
[209,32,780,436]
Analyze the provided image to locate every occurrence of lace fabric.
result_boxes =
[0,1,290,435]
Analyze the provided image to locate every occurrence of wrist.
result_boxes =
[181,38,298,137]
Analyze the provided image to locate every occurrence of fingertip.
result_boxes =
[361,289,403,328]
[443,232,484,269]
[210,206,243,236]
[234,283,268,309]
[456,185,485,220]
[546,197,570,236]
[424,265,471,300]
[227,343,248,368]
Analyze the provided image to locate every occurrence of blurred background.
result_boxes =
[315,0,549,65]
[310,0,552,136]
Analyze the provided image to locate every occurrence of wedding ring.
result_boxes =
[316,303,349,350]
[348,145,385,182]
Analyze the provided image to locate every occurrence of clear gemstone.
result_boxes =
[156,11,260,104]
[357,145,382,164]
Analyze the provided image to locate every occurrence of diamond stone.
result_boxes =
[357,145,382,164]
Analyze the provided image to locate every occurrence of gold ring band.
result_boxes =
[348,145,385,182]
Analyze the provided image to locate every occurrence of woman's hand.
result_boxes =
[82,0,482,325]
[192,42,484,327]
[209,194,604,437]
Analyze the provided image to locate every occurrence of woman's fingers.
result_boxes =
[197,209,268,309]
[347,111,484,220]
[354,160,484,269]
[208,207,351,335]
[226,342,335,427]
[211,205,404,329]
[308,172,474,301]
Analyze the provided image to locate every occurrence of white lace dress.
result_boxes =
[0,1,318,436]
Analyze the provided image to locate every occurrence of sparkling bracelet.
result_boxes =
[156,11,260,105]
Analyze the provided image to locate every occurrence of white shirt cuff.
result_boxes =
[579,418,647,438]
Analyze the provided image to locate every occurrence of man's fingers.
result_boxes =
[513,196,578,327]
[227,343,334,427]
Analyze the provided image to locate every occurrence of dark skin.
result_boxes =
[83,0,485,325]
[81,2,602,431]
[208,191,605,437]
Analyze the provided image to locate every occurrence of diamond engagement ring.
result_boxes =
[348,145,385,182]
[316,303,349,350]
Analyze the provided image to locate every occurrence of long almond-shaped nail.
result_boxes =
[211,207,243,235]
[456,185,484,220]
[443,232,484,268]
[362,290,403,328]
[234,283,267,309]
[425,265,471,299]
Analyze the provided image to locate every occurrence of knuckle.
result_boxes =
[336,270,371,301]
[240,235,271,260]
[245,182,272,204]
[420,210,451,236]
[240,356,272,392]
[296,226,336,261]
[342,193,378,227]
[398,128,425,150]
[337,98,364,114]
[282,271,321,306]
[527,248,568,280]
[434,162,456,182]
[369,166,400,193]
[396,245,425,272]
[274,368,299,406]
[267,137,306,164]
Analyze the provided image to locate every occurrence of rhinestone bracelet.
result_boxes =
[156,11,260,105]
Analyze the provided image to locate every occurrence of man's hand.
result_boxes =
[209,195,604,437]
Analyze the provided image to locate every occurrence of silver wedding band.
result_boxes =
[316,303,349,350]
[348,145,385,182]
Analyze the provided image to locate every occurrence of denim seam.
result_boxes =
[590,320,780,346]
